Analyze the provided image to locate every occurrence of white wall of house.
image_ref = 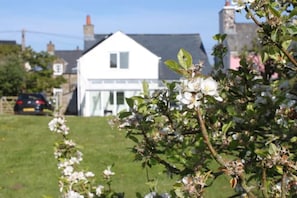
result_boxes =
[77,31,161,116]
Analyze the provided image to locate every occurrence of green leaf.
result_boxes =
[255,148,266,157]
[164,59,185,75]
[268,143,278,155]
[281,39,292,49]
[268,4,280,18]
[271,30,278,42]
[222,121,233,133]
[246,103,254,112]
[128,135,139,143]
[177,48,192,69]
[118,111,132,119]
[275,165,283,175]
[126,97,134,109]
[287,25,297,35]
[142,80,149,97]
[212,33,227,42]
[290,136,297,143]
[226,105,236,116]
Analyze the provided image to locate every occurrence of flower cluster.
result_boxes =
[175,171,209,197]
[222,159,245,178]
[176,76,222,109]
[48,116,118,198]
[264,145,297,171]
[48,116,69,135]
[103,165,115,179]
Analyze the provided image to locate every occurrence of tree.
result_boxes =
[0,46,66,96]
[113,1,297,197]
[21,48,66,94]
[0,54,26,97]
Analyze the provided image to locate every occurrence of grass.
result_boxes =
[0,115,234,198]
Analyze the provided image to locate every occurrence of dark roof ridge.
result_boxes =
[95,33,200,36]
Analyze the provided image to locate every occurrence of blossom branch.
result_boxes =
[244,6,297,68]
[196,107,256,198]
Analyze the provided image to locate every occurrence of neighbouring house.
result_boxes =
[46,41,82,115]
[77,16,210,116]
[218,0,259,70]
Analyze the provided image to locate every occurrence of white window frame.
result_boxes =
[53,63,63,75]
[109,52,129,69]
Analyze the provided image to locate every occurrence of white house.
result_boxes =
[77,16,210,116]
[77,31,161,116]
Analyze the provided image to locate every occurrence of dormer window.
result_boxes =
[53,63,63,75]
[109,52,129,69]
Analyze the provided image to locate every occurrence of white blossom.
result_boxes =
[96,185,104,196]
[68,171,87,183]
[85,171,95,177]
[64,139,76,146]
[200,77,223,101]
[176,92,201,109]
[103,166,115,178]
[69,157,80,165]
[177,76,222,109]
[183,78,203,92]
[63,190,84,198]
[63,165,74,176]
[54,150,62,159]
[48,116,69,135]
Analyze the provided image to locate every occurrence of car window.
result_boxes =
[19,94,44,100]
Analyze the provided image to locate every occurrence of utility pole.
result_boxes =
[21,29,25,51]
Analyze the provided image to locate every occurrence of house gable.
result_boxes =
[79,31,160,80]
[84,33,210,78]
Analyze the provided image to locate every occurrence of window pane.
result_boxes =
[120,52,129,69]
[109,92,114,105]
[53,63,63,75]
[117,92,124,105]
[110,53,117,68]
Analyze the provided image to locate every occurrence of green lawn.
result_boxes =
[0,115,234,198]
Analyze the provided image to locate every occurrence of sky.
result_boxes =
[0,0,250,63]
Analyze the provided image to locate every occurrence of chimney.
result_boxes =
[219,0,236,34]
[47,41,55,55]
[83,15,95,42]
[86,15,91,25]
[225,0,231,6]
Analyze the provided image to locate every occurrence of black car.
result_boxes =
[14,93,54,115]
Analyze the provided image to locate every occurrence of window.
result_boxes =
[110,53,117,68]
[109,92,114,104]
[120,52,129,69]
[109,91,125,105]
[109,52,129,69]
[53,63,63,75]
[116,92,125,105]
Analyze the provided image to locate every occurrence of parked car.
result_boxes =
[14,93,54,115]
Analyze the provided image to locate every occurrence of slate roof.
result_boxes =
[0,40,17,45]
[84,33,210,79]
[55,50,83,74]
[226,23,258,52]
